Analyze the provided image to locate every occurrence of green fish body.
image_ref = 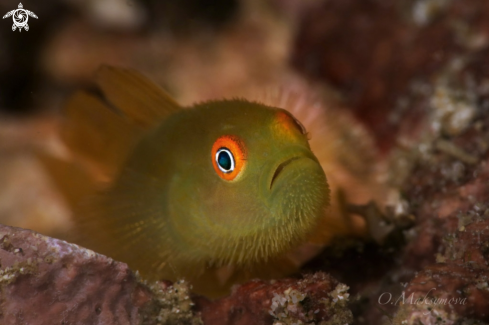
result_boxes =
[58,67,336,296]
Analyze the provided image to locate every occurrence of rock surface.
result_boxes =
[292,0,489,152]
[196,272,352,325]
[0,224,352,325]
[392,115,489,324]
[0,224,199,325]
[292,1,489,323]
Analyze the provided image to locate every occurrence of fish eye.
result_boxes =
[212,135,247,181]
[216,148,235,173]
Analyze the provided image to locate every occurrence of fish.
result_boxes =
[44,66,387,297]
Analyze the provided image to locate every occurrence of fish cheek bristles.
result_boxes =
[164,136,329,268]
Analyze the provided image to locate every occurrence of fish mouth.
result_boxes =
[269,157,302,189]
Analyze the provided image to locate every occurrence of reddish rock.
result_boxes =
[389,105,489,324]
[197,272,352,325]
[394,219,489,323]
[0,224,205,325]
[0,224,352,324]
[0,224,154,324]
[292,0,489,151]
[292,2,489,322]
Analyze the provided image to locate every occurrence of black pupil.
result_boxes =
[218,150,232,171]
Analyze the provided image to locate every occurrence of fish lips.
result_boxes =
[269,156,302,189]
[261,150,325,196]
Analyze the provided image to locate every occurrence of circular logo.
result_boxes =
[13,10,28,28]
[2,3,38,32]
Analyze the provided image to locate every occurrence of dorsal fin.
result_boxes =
[95,65,181,128]
[60,65,181,182]
[62,90,143,181]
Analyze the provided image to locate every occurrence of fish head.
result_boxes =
[156,99,329,264]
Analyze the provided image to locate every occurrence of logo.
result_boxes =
[3,3,38,32]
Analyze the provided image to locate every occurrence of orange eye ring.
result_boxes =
[212,135,247,181]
